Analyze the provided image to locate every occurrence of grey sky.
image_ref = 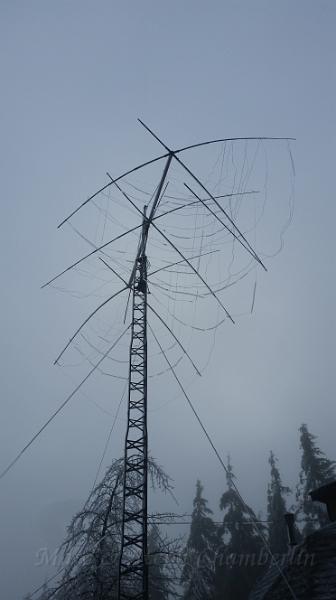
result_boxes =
[1,1,335,598]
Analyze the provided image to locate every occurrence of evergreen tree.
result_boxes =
[296,423,336,535]
[214,457,266,600]
[267,451,291,554]
[40,583,48,600]
[181,480,218,600]
[148,524,172,600]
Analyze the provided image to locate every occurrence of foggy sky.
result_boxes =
[1,1,336,598]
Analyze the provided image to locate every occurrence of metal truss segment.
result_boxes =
[118,251,149,600]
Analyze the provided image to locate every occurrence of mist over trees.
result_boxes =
[181,423,335,599]
[29,423,335,600]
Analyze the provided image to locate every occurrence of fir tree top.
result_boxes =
[181,480,218,600]
[299,424,336,489]
[267,451,291,554]
[219,457,263,551]
[297,423,336,534]
[187,479,217,552]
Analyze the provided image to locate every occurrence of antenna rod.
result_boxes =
[128,154,173,287]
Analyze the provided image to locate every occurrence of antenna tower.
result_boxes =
[38,120,294,599]
[118,155,172,599]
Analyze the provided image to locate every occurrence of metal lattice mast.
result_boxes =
[118,248,149,599]
[5,120,294,600]
[118,156,173,600]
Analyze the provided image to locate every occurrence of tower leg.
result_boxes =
[118,254,148,600]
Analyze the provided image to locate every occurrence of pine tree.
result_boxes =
[148,523,173,600]
[181,480,218,600]
[214,457,266,600]
[296,423,336,535]
[40,583,48,600]
[267,451,291,554]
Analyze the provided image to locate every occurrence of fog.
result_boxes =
[0,2,335,598]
